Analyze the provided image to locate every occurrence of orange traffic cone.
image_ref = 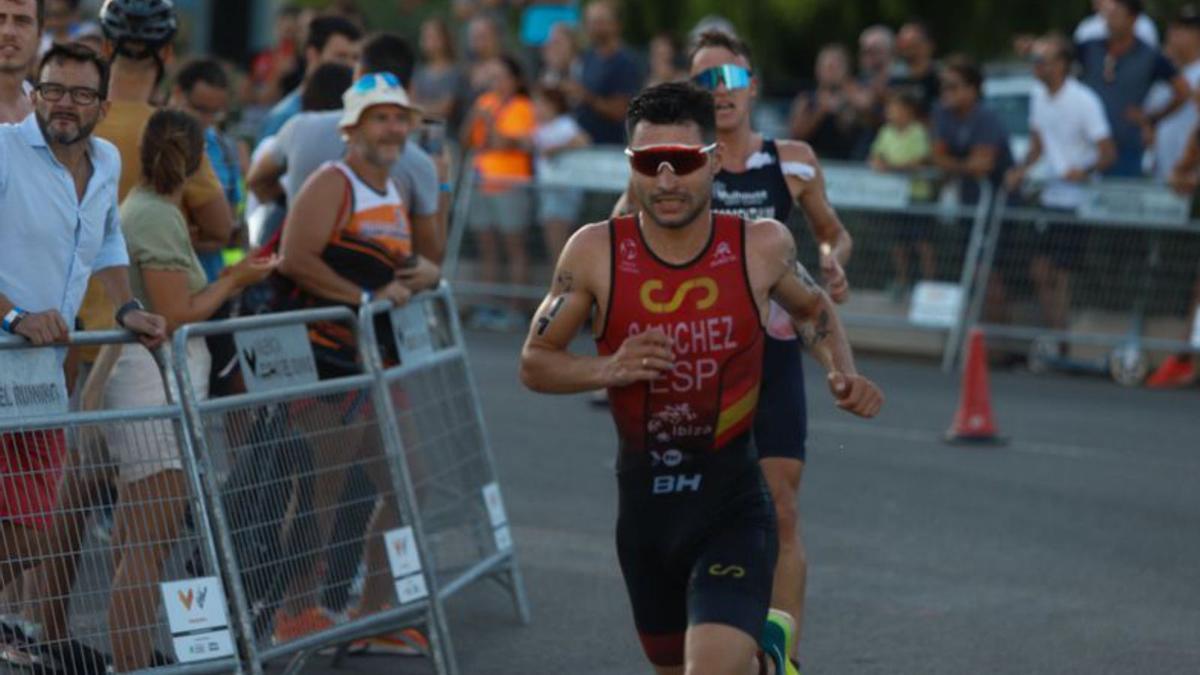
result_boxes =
[945,329,1006,445]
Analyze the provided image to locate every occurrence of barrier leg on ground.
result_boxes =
[0,332,242,675]
[172,308,453,673]
[363,285,531,627]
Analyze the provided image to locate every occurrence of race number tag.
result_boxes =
[234,324,317,393]
[392,303,435,366]
[384,526,429,604]
[160,578,235,663]
[482,483,513,552]
[0,348,67,421]
[908,281,964,329]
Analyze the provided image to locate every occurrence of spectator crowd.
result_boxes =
[1,0,1200,670]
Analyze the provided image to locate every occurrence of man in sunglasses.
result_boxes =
[690,29,853,670]
[521,81,882,675]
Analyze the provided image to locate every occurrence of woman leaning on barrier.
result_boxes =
[98,109,279,671]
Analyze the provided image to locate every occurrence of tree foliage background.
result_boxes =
[303,0,1200,94]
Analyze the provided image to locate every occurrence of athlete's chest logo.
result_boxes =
[639,277,718,314]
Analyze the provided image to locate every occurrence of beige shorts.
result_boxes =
[102,339,210,485]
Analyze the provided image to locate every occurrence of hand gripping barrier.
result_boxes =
[0,331,241,674]
[169,306,455,674]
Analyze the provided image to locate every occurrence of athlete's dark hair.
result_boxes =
[174,57,227,93]
[301,62,353,112]
[305,14,362,54]
[39,41,110,100]
[625,81,716,143]
[688,29,752,65]
[140,108,204,195]
[942,53,983,94]
[1111,0,1144,16]
[360,32,415,87]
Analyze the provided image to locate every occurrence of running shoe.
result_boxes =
[272,607,337,645]
[1146,355,1196,389]
[760,609,799,675]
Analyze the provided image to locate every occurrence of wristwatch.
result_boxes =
[2,307,26,334]
[114,299,145,328]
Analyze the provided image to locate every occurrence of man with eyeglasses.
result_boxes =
[521,81,882,675]
[1077,0,1191,177]
[612,31,855,670]
[0,42,165,629]
[0,0,39,123]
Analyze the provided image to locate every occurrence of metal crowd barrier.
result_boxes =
[443,147,992,368]
[443,147,630,330]
[966,179,1200,385]
[0,332,239,675]
[358,285,529,619]
[0,288,525,673]
[813,162,993,370]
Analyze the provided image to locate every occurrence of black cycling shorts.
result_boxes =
[614,439,778,667]
[754,334,808,462]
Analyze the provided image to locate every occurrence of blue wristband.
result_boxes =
[439,182,452,193]
[2,307,25,333]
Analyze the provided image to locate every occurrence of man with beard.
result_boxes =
[270,72,441,643]
[0,0,39,123]
[0,40,165,597]
[615,31,854,670]
[521,82,882,675]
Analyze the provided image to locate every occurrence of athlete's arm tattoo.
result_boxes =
[798,308,832,349]
[554,271,574,294]
[536,295,567,336]
[782,242,820,293]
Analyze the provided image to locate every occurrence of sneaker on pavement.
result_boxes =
[761,609,799,675]
[1146,355,1196,389]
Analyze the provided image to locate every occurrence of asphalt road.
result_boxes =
[294,329,1200,675]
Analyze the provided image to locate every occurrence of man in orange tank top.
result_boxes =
[520,82,883,675]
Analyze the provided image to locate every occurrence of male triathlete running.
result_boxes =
[521,82,882,675]
[614,31,855,668]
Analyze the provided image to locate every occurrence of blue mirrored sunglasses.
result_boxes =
[692,64,753,91]
[353,71,401,93]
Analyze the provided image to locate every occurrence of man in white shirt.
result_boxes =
[1005,34,1117,335]
[1149,8,1200,181]
[1075,0,1160,47]
[0,0,39,123]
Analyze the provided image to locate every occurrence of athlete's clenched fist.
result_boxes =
[603,328,675,387]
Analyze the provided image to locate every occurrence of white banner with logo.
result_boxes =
[0,348,67,421]
[482,482,512,552]
[234,324,318,392]
[385,526,429,604]
[159,577,235,663]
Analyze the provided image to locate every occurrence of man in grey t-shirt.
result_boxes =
[248,33,446,261]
